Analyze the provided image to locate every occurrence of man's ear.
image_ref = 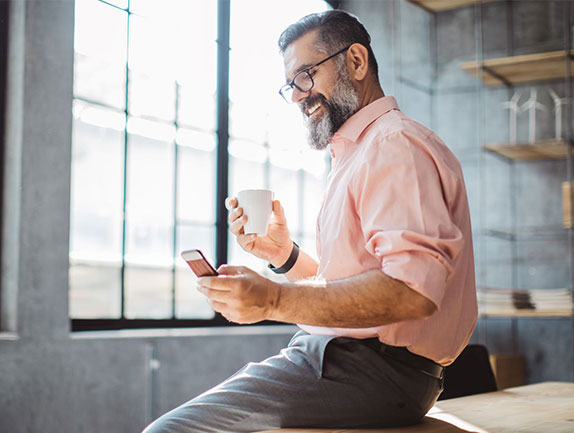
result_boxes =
[346,43,370,81]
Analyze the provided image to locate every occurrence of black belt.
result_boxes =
[362,338,444,380]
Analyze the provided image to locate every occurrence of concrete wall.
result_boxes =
[344,0,574,383]
[2,1,574,433]
[0,2,295,432]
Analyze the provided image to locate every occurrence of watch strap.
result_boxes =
[268,241,299,274]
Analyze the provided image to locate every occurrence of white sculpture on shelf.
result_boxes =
[501,91,523,143]
[520,88,547,144]
[548,89,568,140]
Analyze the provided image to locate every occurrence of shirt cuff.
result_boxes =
[381,250,449,310]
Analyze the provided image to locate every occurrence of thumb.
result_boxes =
[272,200,287,224]
[217,265,248,276]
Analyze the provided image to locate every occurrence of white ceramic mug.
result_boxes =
[237,189,274,236]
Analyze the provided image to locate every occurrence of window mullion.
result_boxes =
[215,0,230,268]
[120,6,132,319]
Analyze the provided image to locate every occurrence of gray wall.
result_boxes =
[0,2,295,432]
[2,1,574,433]
[344,0,574,383]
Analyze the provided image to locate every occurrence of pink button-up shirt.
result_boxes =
[299,96,477,366]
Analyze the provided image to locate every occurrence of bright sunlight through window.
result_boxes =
[70,0,330,326]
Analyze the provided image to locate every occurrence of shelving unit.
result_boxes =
[484,138,569,161]
[461,50,574,86]
[408,0,498,12]
[461,50,574,163]
[454,7,574,334]
[405,0,574,383]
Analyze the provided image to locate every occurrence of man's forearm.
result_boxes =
[269,268,437,327]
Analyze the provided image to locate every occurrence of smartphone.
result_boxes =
[181,249,219,277]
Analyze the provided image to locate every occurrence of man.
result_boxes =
[143,9,477,433]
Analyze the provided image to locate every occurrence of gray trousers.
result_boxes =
[142,331,443,433]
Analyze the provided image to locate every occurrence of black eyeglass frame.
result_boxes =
[279,44,352,103]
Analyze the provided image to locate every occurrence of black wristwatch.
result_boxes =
[268,241,300,274]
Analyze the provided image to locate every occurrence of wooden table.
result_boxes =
[257,382,574,433]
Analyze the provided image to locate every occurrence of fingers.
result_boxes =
[209,300,228,316]
[229,212,246,236]
[197,266,271,325]
[228,210,257,244]
[197,276,230,291]
[225,197,237,211]
[217,265,248,275]
[228,205,243,224]
[226,197,241,225]
[197,284,230,303]
[235,235,256,254]
[196,266,246,288]
[197,267,246,313]
[229,198,286,238]
[227,197,246,237]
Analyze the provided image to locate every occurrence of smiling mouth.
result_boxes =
[305,102,322,117]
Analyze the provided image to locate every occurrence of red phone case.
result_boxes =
[182,250,218,277]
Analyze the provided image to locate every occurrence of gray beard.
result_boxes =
[305,72,360,151]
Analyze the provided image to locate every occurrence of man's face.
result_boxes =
[283,31,360,150]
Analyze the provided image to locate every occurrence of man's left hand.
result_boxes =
[197,266,281,324]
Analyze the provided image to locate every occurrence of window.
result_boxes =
[70,0,331,330]
[228,1,331,272]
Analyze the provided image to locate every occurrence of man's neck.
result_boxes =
[359,85,385,110]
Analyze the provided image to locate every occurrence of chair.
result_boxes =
[438,344,498,400]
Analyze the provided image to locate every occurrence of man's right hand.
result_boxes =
[226,197,293,267]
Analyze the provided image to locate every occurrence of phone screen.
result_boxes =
[181,249,218,277]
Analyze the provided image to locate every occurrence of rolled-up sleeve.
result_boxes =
[353,131,464,308]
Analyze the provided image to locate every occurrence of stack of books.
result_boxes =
[477,287,573,316]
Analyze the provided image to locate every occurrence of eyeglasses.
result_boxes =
[279,45,351,104]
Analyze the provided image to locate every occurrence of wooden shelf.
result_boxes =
[480,310,572,317]
[408,0,498,12]
[484,138,570,161]
[461,50,574,86]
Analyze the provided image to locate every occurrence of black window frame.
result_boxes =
[0,1,9,326]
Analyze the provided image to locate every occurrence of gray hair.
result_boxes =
[278,10,379,82]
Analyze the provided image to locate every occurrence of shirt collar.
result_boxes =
[330,96,399,158]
